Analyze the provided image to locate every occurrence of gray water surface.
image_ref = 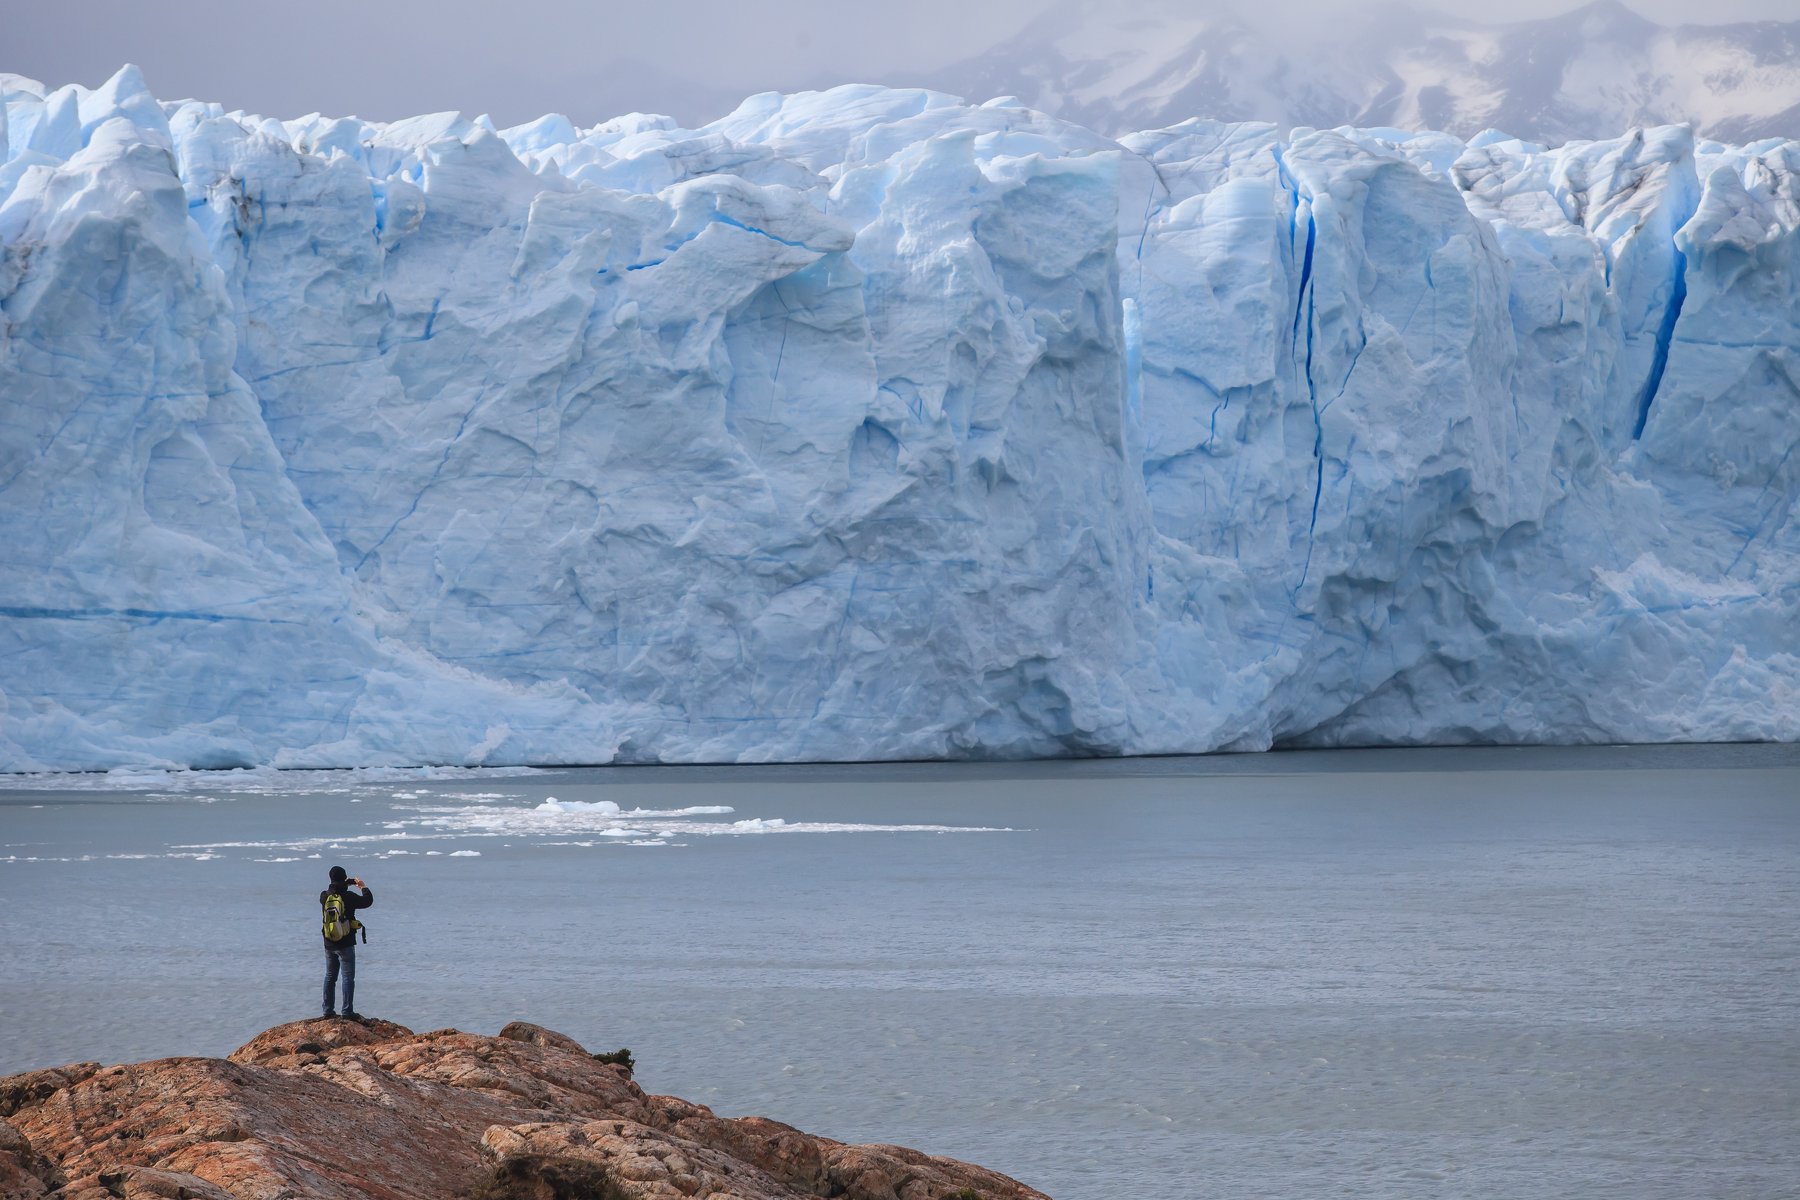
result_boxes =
[3,745,1797,1199]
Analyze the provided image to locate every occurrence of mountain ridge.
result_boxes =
[916,0,1800,145]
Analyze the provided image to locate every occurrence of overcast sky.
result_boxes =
[7,0,1797,127]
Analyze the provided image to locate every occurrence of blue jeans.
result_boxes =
[323,944,356,1014]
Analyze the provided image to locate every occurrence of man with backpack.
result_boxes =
[320,865,373,1019]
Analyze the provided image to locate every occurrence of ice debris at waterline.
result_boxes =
[1,66,1796,771]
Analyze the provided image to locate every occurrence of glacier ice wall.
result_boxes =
[1,67,1794,770]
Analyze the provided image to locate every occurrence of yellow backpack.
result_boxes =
[321,891,364,943]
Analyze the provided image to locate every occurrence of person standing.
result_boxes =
[320,865,373,1019]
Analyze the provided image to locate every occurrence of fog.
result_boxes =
[6,0,1796,127]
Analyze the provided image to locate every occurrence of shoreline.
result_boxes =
[3,739,1796,793]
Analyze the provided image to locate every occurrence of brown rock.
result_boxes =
[59,1165,241,1199]
[0,1063,100,1119]
[0,1019,1049,1200]
[495,1022,590,1057]
[1,1114,58,1196]
[226,1016,413,1067]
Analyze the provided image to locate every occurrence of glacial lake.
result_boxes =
[2,745,1796,1200]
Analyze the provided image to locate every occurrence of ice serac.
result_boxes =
[0,73,618,771]
[0,66,1795,771]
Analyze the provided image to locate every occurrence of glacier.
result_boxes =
[0,66,1795,771]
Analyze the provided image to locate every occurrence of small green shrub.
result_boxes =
[945,1189,985,1200]
[592,1047,635,1075]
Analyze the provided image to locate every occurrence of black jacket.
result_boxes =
[320,884,373,949]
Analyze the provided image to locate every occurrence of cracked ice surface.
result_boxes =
[0,67,1795,771]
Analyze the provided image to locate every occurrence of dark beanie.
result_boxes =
[329,865,348,884]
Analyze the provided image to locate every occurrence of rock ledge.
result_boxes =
[0,1019,1048,1200]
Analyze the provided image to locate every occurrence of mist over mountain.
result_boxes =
[917,0,1800,145]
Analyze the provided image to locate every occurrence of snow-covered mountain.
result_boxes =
[925,0,1800,145]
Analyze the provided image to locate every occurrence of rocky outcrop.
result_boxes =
[0,1019,1046,1200]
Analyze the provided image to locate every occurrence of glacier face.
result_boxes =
[0,67,1795,771]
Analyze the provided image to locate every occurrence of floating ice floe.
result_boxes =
[1,765,544,794]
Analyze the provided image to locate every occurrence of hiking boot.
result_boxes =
[341,1010,363,1021]
[322,1010,336,1019]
